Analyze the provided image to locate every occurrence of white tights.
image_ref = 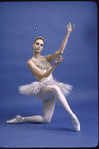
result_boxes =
[24,85,75,123]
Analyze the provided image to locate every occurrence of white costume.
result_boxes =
[18,55,73,97]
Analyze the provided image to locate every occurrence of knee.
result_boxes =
[50,85,60,94]
[43,116,51,124]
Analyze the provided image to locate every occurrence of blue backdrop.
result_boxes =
[0,2,98,148]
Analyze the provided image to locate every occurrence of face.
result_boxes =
[33,39,44,53]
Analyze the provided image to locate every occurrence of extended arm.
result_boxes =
[47,23,75,62]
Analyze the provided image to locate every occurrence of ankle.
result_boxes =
[70,113,76,119]
[22,117,25,122]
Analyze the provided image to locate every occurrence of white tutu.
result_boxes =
[18,75,73,97]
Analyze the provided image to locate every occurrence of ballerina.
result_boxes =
[7,23,80,131]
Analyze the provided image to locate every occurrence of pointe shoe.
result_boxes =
[71,114,80,131]
[6,115,25,124]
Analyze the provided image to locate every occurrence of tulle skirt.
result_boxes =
[18,76,73,97]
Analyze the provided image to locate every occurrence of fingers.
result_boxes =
[54,56,64,67]
[55,55,64,63]
[66,23,75,30]
[59,55,64,62]
[69,22,72,27]
[66,22,71,28]
[55,58,58,63]
[72,24,75,29]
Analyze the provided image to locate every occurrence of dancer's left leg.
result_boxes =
[7,97,55,124]
[23,97,55,123]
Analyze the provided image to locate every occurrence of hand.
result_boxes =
[54,55,64,67]
[66,22,75,32]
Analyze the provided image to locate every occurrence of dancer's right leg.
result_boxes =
[37,85,80,131]
[38,85,75,118]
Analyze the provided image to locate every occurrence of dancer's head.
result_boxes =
[33,37,45,54]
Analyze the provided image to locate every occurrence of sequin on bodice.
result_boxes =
[31,56,51,70]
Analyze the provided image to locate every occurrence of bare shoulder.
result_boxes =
[27,58,35,67]
[27,58,31,63]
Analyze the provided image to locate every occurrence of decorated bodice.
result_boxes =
[31,56,51,70]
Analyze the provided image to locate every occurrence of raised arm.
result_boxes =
[59,23,75,54]
[47,23,75,62]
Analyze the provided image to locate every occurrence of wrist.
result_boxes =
[66,31,71,36]
[58,49,63,55]
[55,50,61,55]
